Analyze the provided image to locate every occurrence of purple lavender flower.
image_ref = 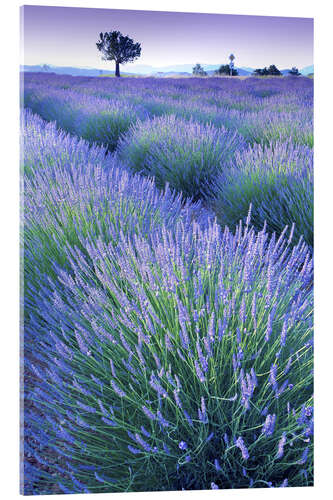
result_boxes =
[149,373,168,398]
[101,417,117,427]
[196,340,208,373]
[179,441,188,451]
[76,401,96,413]
[240,296,246,324]
[236,436,249,460]
[280,314,289,346]
[265,308,274,342]
[240,369,256,410]
[183,410,193,427]
[236,327,242,344]
[298,447,309,464]
[157,410,169,428]
[269,364,278,391]
[276,432,287,459]
[135,433,152,452]
[140,426,151,438]
[110,379,126,398]
[275,379,289,398]
[214,458,222,471]
[261,406,268,417]
[128,445,141,455]
[110,359,117,378]
[142,406,156,421]
[163,443,170,455]
[206,432,214,442]
[198,396,208,423]
[262,414,276,436]
[194,360,206,383]
[173,389,183,409]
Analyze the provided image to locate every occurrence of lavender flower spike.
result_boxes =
[236,436,249,460]
[276,432,287,459]
[179,441,188,451]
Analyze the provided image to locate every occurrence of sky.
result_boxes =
[21,5,313,70]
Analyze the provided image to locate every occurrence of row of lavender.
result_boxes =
[23,73,313,148]
[23,108,313,494]
[22,73,313,247]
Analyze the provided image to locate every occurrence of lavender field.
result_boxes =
[22,73,313,494]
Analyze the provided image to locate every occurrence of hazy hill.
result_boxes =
[300,65,314,75]
[21,63,313,77]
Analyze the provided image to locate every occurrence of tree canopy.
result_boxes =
[289,67,301,76]
[253,65,282,76]
[96,31,141,77]
[215,64,238,76]
[192,64,207,76]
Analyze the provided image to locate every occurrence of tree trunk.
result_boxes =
[115,61,120,77]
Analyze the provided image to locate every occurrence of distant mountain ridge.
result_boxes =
[20,65,112,77]
[21,63,314,77]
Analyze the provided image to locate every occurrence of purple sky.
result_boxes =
[21,6,313,70]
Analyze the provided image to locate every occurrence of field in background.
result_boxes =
[22,73,314,494]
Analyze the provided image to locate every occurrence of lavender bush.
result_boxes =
[23,73,313,151]
[210,141,314,248]
[22,110,208,310]
[23,110,313,494]
[116,115,246,199]
[23,88,147,151]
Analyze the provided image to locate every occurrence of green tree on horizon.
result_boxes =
[289,66,301,76]
[215,64,238,76]
[253,65,282,76]
[192,63,207,76]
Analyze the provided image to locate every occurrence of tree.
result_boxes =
[253,68,268,76]
[96,31,141,77]
[289,67,301,76]
[253,65,281,76]
[215,64,238,76]
[267,64,282,76]
[192,63,207,76]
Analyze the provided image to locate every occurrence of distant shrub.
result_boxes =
[215,64,238,76]
[192,63,207,76]
[253,65,282,76]
[210,141,313,248]
[116,115,246,199]
[289,67,301,77]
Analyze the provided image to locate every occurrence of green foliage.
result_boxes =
[192,64,207,76]
[96,31,141,77]
[215,64,238,76]
[116,115,245,200]
[210,142,313,248]
[253,65,282,76]
[289,67,301,76]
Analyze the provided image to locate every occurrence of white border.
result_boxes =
[1,1,332,499]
